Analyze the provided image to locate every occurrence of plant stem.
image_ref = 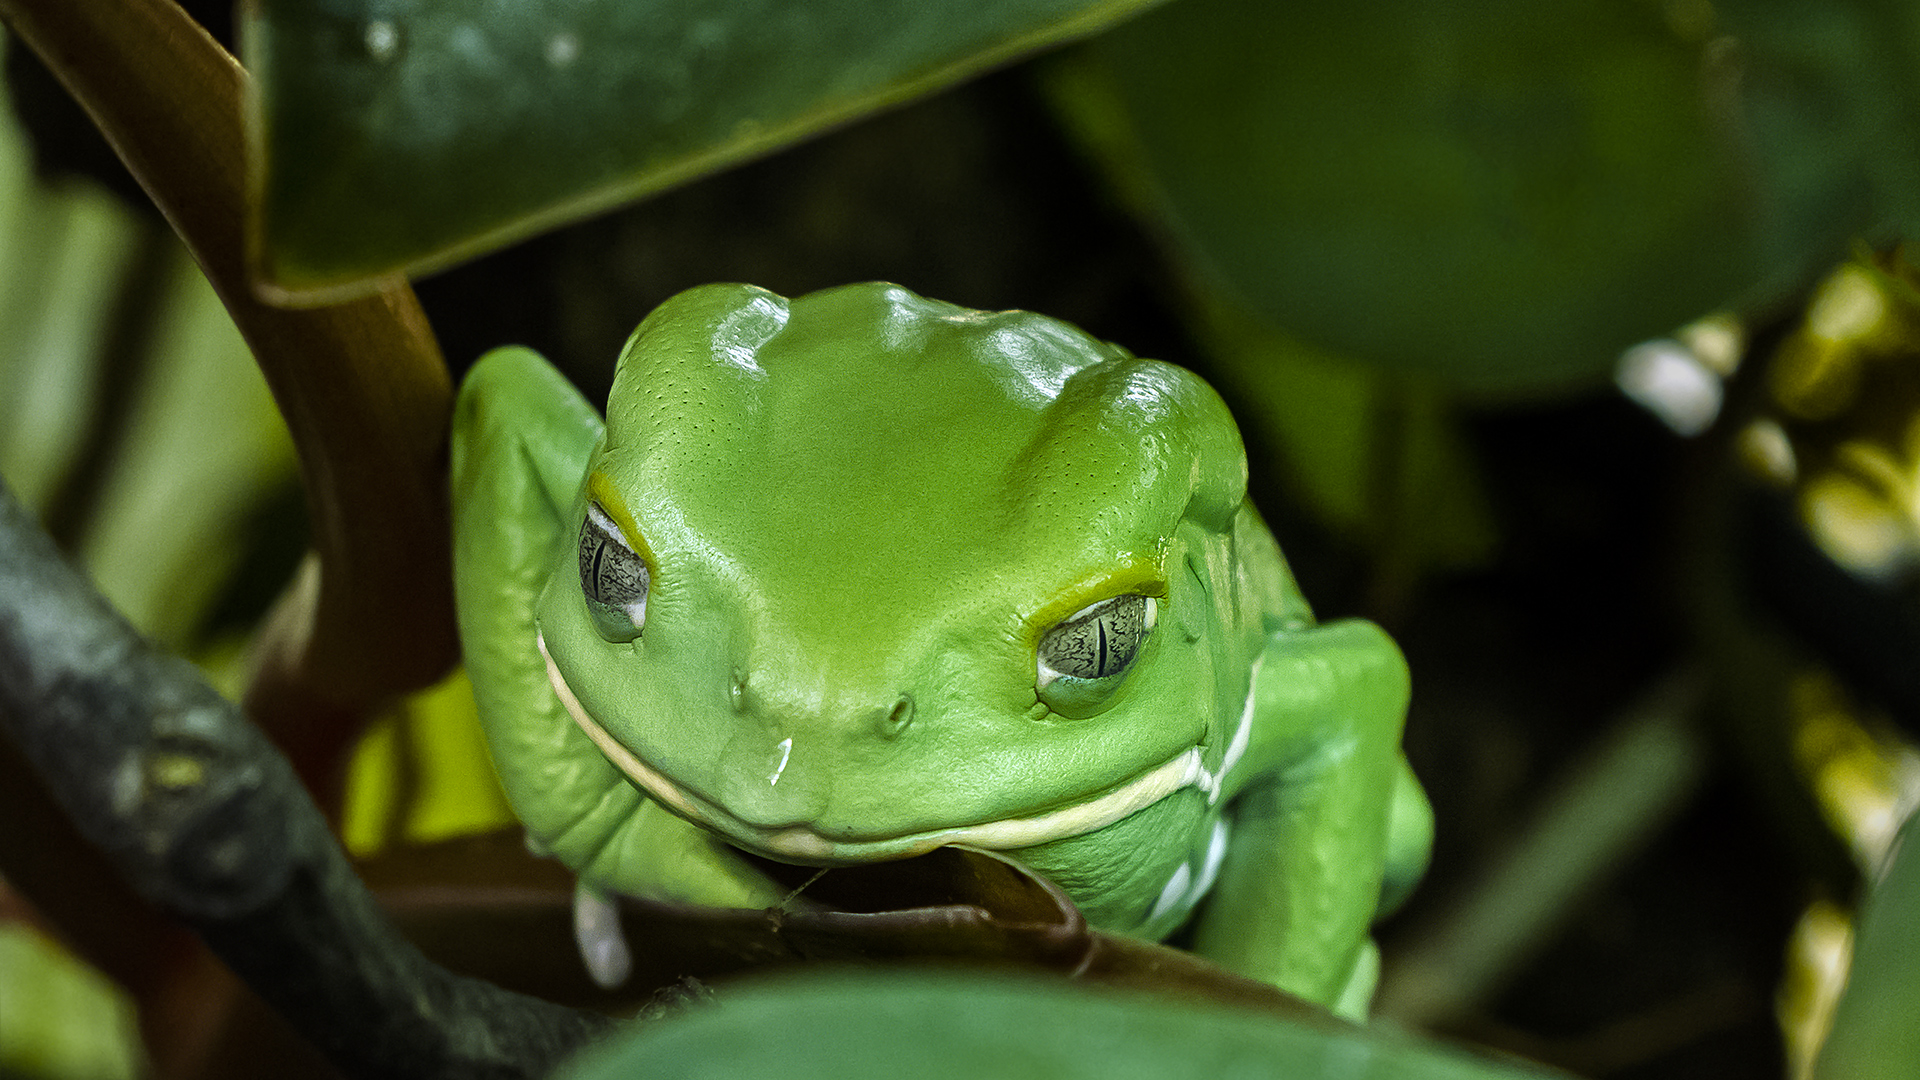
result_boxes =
[0,0,460,788]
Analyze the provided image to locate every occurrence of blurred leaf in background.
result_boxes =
[0,166,144,513]
[0,925,140,1080]
[340,668,516,858]
[1813,810,1920,1079]
[1050,0,1750,398]
[1182,297,1498,588]
[67,256,299,650]
[1718,1,1920,292]
[1048,0,1920,400]
[0,42,299,656]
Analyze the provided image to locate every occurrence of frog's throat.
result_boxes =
[538,633,1230,864]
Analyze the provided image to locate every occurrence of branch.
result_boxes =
[0,479,610,1079]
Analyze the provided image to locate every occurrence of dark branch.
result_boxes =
[0,479,611,1079]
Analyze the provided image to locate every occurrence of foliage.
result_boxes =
[1,0,1919,1078]
[1815,812,1920,1077]
[0,925,139,1080]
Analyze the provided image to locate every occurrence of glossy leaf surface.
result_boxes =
[555,968,1569,1080]
[246,0,1165,297]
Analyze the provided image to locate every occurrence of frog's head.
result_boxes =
[535,283,1261,926]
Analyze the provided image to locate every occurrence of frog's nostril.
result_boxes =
[878,694,914,739]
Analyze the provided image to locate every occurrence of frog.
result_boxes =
[450,282,1431,1016]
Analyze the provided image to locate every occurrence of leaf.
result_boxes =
[1714,0,1920,283]
[0,925,140,1080]
[1191,299,1497,575]
[1815,812,1920,1078]
[75,249,300,649]
[0,186,143,514]
[245,0,1169,299]
[552,967,1570,1080]
[1056,0,1920,396]
[340,668,516,857]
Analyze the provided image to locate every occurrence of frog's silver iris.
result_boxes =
[579,500,648,641]
[1035,594,1156,716]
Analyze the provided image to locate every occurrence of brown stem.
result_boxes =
[0,0,461,789]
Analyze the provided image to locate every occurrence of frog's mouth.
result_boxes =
[538,634,1216,864]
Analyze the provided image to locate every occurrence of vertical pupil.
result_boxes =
[590,542,613,598]
[580,506,644,606]
[588,542,607,597]
[578,518,603,600]
[579,503,648,642]
[1040,596,1147,680]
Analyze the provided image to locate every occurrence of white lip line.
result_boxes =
[1212,653,1261,801]
[538,631,1213,862]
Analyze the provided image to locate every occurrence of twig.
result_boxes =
[0,479,611,1079]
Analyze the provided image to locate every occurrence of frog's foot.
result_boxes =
[573,882,632,989]
[1333,940,1381,1020]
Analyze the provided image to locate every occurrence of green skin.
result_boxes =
[451,282,1431,1014]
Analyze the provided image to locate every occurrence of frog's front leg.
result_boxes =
[1191,618,1427,1016]
[452,347,789,939]
[452,347,635,865]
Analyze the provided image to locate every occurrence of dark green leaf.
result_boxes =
[1059,0,1920,396]
[245,0,1167,298]
[1714,0,1920,278]
[1189,300,1496,574]
[1816,812,1920,1078]
[555,968,1571,1080]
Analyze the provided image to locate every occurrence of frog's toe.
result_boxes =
[573,882,633,989]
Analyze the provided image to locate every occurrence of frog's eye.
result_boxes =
[1035,594,1156,717]
[579,501,649,642]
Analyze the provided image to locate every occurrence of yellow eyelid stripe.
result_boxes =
[586,470,660,573]
[1023,554,1167,644]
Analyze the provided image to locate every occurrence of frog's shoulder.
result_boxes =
[1233,501,1315,630]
